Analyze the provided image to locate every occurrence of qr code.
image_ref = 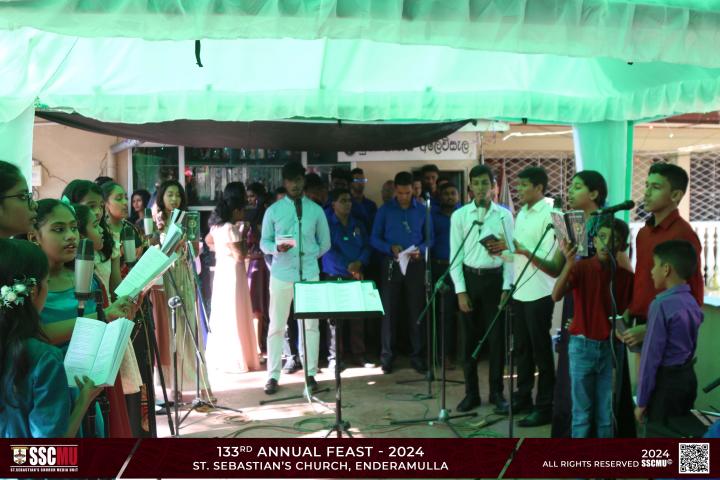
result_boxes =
[679,442,710,475]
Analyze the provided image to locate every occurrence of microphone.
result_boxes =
[122,224,137,265]
[75,238,95,315]
[168,296,183,309]
[591,200,636,216]
[143,208,154,237]
[294,197,303,220]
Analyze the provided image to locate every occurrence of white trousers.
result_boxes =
[267,275,319,380]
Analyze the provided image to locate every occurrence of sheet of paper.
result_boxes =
[63,317,106,386]
[294,282,330,313]
[325,282,362,312]
[89,318,133,386]
[161,223,184,255]
[361,281,384,314]
[115,246,176,298]
[397,245,418,276]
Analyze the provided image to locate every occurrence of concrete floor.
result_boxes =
[155,356,551,440]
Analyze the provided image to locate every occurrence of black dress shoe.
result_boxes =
[489,393,508,410]
[381,364,393,374]
[264,378,278,395]
[493,397,533,415]
[456,395,481,412]
[411,360,428,375]
[306,376,318,393]
[282,359,301,374]
[517,409,552,427]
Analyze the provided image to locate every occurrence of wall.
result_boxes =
[32,122,119,199]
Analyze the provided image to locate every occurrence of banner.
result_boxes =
[1,438,718,478]
[338,133,478,162]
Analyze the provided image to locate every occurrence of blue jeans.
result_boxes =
[568,335,613,438]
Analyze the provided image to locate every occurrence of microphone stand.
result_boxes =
[472,222,554,439]
[165,249,240,432]
[600,211,624,437]
[93,291,111,438]
[169,295,182,438]
[260,197,329,407]
[390,219,480,434]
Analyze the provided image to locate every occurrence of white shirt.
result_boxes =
[512,197,557,302]
[450,201,514,294]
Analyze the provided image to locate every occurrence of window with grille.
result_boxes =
[484,152,575,213]
[690,151,720,222]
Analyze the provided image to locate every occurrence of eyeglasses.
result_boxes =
[0,191,34,207]
[352,178,368,184]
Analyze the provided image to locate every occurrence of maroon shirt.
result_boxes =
[568,256,634,341]
[629,209,703,318]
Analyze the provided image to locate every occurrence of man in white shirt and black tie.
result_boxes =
[500,166,557,427]
[450,165,514,413]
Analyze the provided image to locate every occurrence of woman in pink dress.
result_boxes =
[205,182,260,373]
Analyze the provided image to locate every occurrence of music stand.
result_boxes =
[293,280,384,438]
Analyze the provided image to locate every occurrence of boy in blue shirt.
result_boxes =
[322,188,373,368]
[635,240,703,436]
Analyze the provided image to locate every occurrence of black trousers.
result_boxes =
[380,257,426,367]
[514,295,556,412]
[645,360,697,437]
[326,275,366,361]
[460,267,505,399]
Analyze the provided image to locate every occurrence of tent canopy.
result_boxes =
[2,0,719,208]
[3,27,720,125]
[2,0,720,68]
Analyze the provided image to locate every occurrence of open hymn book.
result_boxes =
[294,280,384,318]
[115,246,178,299]
[63,317,134,387]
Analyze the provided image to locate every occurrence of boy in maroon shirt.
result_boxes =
[620,163,703,351]
[553,218,633,438]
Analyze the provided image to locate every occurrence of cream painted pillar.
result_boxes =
[0,106,34,181]
[676,151,691,220]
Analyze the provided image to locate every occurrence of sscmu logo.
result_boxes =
[10,445,79,473]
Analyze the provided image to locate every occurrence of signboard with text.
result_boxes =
[338,134,478,162]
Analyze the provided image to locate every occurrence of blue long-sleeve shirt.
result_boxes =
[636,284,703,407]
[370,197,433,257]
[260,195,331,282]
[321,212,371,277]
[352,197,378,232]
[431,208,455,261]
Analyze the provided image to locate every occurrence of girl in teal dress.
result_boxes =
[27,200,135,437]
[0,239,102,438]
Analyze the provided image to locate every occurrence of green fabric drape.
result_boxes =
[0,107,35,181]
[2,1,720,68]
[4,29,720,125]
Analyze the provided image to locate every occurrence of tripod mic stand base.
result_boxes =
[324,420,353,438]
[178,397,243,426]
[390,410,477,438]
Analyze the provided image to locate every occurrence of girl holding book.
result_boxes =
[151,180,212,402]
[99,182,148,435]
[29,199,135,437]
[0,160,37,239]
[0,238,103,437]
